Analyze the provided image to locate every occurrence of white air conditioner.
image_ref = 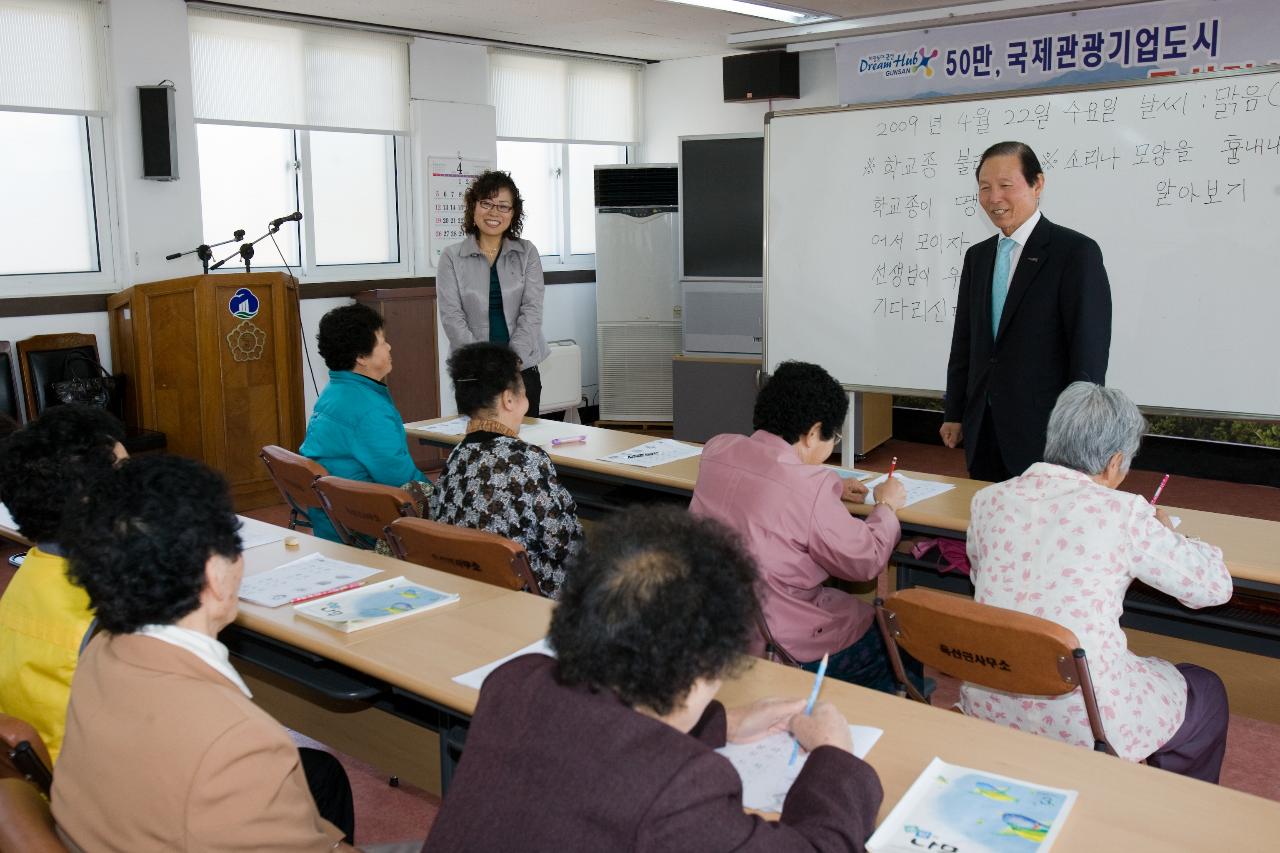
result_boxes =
[594,164,680,422]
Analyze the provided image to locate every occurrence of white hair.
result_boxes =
[1042,382,1146,475]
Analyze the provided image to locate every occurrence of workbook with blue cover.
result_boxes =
[293,576,459,632]
[868,757,1077,852]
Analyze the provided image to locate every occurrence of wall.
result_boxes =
[641,49,839,163]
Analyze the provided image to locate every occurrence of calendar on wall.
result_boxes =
[428,156,493,264]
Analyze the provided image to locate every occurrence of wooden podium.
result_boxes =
[108,272,305,510]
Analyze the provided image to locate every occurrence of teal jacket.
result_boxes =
[299,371,425,542]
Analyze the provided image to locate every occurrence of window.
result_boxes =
[0,0,115,290]
[490,51,639,265]
[189,11,408,278]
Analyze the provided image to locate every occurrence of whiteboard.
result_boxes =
[764,67,1280,418]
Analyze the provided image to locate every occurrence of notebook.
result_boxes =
[293,576,459,632]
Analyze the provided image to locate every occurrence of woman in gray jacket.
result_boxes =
[436,170,551,417]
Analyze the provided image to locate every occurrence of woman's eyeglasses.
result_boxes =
[477,199,514,215]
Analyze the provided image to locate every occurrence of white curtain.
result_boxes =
[491,51,638,143]
[0,0,104,114]
[188,10,409,134]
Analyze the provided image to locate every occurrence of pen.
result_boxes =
[887,456,898,479]
[1151,473,1170,506]
[789,652,829,766]
[551,435,588,446]
[291,581,364,605]
[625,451,658,459]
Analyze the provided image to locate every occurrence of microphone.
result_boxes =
[269,211,303,229]
[233,229,246,241]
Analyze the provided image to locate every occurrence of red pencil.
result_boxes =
[1151,474,1170,506]
[291,580,365,605]
[887,456,898,479]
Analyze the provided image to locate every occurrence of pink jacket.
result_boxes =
[691,431,901,662]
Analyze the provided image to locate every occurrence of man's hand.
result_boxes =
[940,421,963,448]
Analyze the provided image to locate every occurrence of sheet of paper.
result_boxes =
[0,501,18,533]
[405,416,469,435]
[237,515,288,550]
[1170,515,1182,529]
[717,725,884,813]
[452,639,556,690]
[830,466,877,481]
[238,553,382,608]
[862,473,956,508]
[518,422,591,447]
[599,439,702,469]
[868,756,1077,852]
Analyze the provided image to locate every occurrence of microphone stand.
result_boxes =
[165,230,245,274]
[210,224,285,273]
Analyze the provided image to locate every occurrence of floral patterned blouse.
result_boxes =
[429,430,583,598]
[960,462,1231,761]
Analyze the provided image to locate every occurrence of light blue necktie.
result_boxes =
[991,236,1016,339]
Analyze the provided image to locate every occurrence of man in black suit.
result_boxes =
[942,141,1112,482]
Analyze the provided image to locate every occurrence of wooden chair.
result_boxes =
[16,333,102,422]
[384,517,544,596]
[875,587,1117,756]
[754,608,802,667]
[312,476,419,548]
[0,779,65,853]
[259,446,328,531]
[0,714,53,797]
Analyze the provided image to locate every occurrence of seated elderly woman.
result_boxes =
[691,360,907,692]
[430,342,582,597]
[962,382,1232,782]
[301,303,429,542]
[52,455,362,849]
[0,404,125,763]
[424,506,882,851]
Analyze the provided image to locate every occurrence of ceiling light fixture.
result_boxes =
[658,0,833,26]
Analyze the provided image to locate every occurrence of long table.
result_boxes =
[226,528,1280,846]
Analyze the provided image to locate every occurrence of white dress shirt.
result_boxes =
[997,208,1041,292]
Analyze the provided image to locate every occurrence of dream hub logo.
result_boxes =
[860,46,940,78]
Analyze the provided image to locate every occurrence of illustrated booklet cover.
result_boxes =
[868,757,1077,852]
[293,576,459,632]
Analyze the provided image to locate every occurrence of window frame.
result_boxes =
[196,121,413,283]
[495,136,632,271]
[0,110,122,297]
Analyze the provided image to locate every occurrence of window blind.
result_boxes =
[189,11,409,134]
[0,0,104,114]
[491,51,638,144]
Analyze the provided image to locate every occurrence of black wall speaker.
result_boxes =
[722,51,800,103]
[138,85,178,181]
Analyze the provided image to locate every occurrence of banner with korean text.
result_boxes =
[835,0,1280,105]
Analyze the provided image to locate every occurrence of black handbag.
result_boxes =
[49,352,116,410]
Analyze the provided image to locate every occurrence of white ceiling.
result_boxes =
[203,0,1141,62]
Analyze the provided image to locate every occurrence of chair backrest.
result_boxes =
[259,446,328,530]
[0,778,67,853]
[875,587,1116,755]
[16,333,101,421]
[0,714,54,797]
[312,476,418,547]
[384,516,543,596]
[754,608,802,667]
[0,343,22,425]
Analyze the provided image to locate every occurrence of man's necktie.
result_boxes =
[991,236,1016,339]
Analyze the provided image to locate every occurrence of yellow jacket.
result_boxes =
[0,546,94,763]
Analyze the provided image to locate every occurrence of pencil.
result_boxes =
[291,580,365,605]
[1151,474,1170,506]
[887,456,898,479]
[789,653,829,766]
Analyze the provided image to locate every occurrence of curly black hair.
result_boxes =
[0,405,125,542]
[462,170,525,240]
[447,342,523,417]
[752,360,848,444]
[549,506,756,715]
[317,303,383,371]
[63,455,242,634]
[976,140,1043,185]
